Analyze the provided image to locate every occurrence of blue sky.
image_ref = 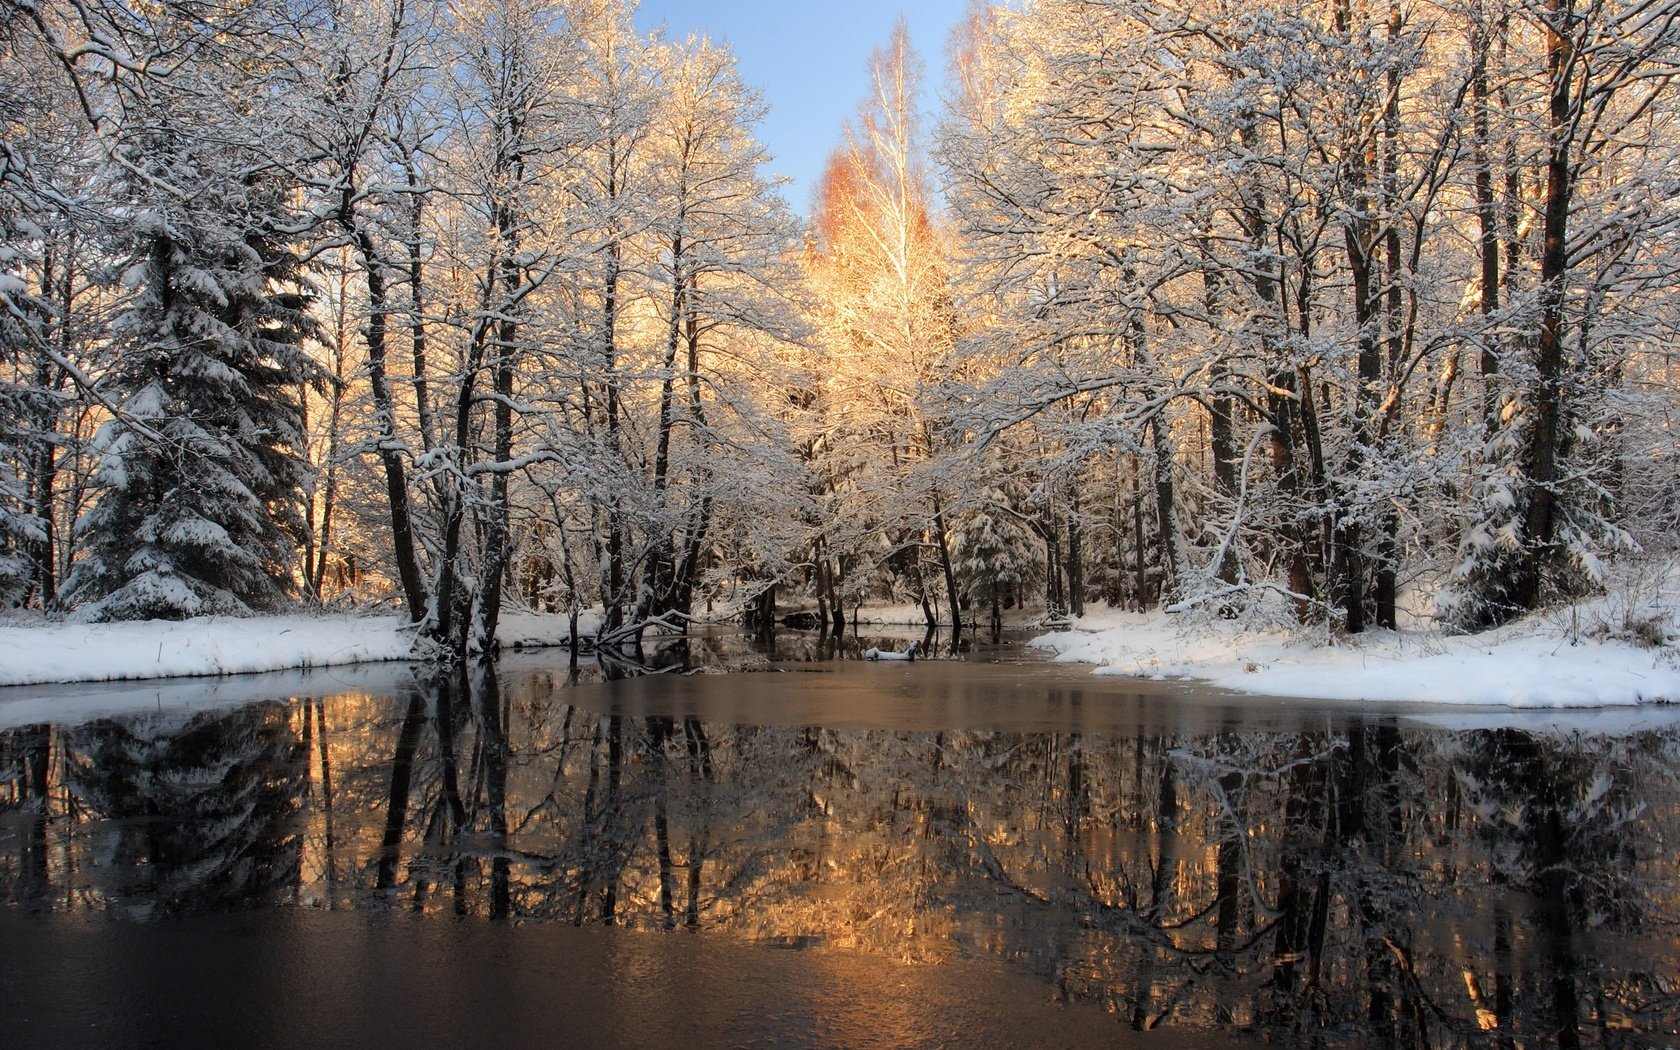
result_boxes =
[633,0,969,215]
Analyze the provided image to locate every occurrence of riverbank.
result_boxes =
[1032,591,1680,708]
[2,579,1676,707]
[0,611,604,688]
[0,602,1008,689]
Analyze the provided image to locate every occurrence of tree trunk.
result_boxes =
[602,226,626,635]
[1516,0,1576,612]
[1065,498,1085,617]
[1149,415,1187,601]
[402,147,437,458]
[675,278,712,616]
[1239,129,1317,620]
[1266,374,1319,619]
[28,401,58,605]
[1473,0,1502,426]
[475,300,518,652]
[432,248,497,658]
[26,245,70,607]
[1131,462,1148,611]
[311,304,348,600]
[1333,0,1377,635]
[1198,239,1242,588]
[1337,199,1377,636]
[755,583,776,641]
[1043,510,1064,613]
[642,231,687,625]
[350,225,428,625]
[932,492,963,646]
[1371,0,1407,631]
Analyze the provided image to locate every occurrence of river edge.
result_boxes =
[1,596,1677,707]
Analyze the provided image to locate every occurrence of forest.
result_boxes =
[3,0,1678,662]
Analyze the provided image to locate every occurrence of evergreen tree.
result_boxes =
[63,145,319,620]
[952,479,1042,636]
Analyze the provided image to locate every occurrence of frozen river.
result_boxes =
[1,632,1677,1048]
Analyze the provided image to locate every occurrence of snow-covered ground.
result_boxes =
[2,583,1676,709]
[1031,600,1680,708]
[0,609,602,688]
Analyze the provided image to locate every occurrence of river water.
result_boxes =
[1,632,1677,1048]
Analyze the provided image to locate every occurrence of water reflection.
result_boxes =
[2,656,1677,1048]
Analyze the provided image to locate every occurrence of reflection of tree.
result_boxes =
[0,723,54,902]
[473,662,511,919]
[1448,728,1671,1048]
[5,684,1680,1046]
[375,689,426,894]
[60,705,304,912]
[298,698,337,899]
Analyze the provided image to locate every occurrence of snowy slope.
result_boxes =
[1031,609,1680,708]
[0,610,603,688]
[0,614,418,686]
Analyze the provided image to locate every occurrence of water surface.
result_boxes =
[1,633,1677,1048]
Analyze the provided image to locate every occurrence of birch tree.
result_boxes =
[807,21,963,639]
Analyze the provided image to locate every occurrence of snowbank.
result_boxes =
[0,614,418,687]
[0,609,604,688]
[1031,607,1680,708]
[498,609,605,648]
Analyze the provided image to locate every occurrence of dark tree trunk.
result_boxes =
[1372,1,1406,631]
[1478,1,1505,426]
[1148,417,1184,600]
[432,249,496,658]
[1516,0,1577,612]
[475,307,517,652]
[1198,240,1242,589]
[1330,0,1377,635]
[1239,135,1317,621]
[1043,511,1064,614]
[310,335,345,601]
[1065,498,1085,618]
[1131,463,1148,611]
[350,225,428,626]
[642,232,687,626]
[403,151,437,458]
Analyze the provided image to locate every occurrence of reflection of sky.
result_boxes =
[633,0,968,215]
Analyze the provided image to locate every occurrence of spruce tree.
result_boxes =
[63,144,319,621]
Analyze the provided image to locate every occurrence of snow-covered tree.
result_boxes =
[61,5,321,620]
[1445,0,1680,629]
[805,21,963,638]
[0,1,110,609]
[940,0,1680,635]
[951,471,1042,636]
[628,35,809,629]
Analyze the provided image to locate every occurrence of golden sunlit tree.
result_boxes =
[805,20,963,642]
